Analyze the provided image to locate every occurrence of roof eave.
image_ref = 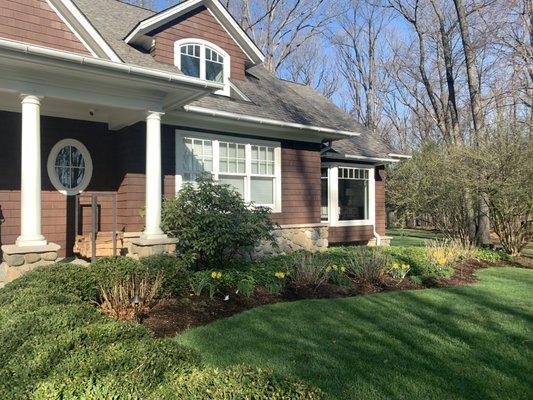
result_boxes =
[182,105,362,139]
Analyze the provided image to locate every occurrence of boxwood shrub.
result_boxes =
[0,262,324,400]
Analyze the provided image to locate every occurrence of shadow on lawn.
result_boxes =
[178,268,533,400]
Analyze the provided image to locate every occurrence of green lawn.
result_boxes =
[178,267,533,400]
[386,228,444,247]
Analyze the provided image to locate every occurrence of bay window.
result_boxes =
[322,164,375,226]
[176,131,281,211]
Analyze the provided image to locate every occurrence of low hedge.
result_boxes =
[0,262,324,399]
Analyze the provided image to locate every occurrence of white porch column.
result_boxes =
[16,95,47,247]
[140,111,167,241]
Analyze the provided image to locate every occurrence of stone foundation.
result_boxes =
[128,237,178,259]
[0,243,60,288]
[254,224,329,259]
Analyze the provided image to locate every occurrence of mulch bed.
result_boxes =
[143,260,494,338]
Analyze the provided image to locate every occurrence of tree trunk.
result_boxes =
[453,0,491,246]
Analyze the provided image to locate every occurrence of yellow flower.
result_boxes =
[340,266,346,273]
[392,263,400,270]
[332,265,338,271]
[275,271,286,279]
[211,271,222,279]
[325,266,332,272]
[437,257,447,266]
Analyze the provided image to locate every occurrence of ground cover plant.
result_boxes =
[178,267,533,400]
[0,259,323,399]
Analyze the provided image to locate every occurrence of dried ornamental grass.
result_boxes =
[99,272,162,320]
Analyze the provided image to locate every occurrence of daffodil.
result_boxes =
[437,257,447,266]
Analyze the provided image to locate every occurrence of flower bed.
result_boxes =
[0,260,323,399]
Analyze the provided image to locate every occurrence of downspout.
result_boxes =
[372,225,381,246]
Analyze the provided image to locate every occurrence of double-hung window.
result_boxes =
[176,131,282,211]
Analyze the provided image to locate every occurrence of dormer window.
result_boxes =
[175,39,230,96]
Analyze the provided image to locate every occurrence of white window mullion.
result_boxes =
[245,144,252,202]
[200,45,206,80]
[213,139,220,180]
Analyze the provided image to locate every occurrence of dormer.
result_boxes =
[124,0,264,96]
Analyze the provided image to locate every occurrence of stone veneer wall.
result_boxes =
[0,244,60,289]
[254,225,329,259]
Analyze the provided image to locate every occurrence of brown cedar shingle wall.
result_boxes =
[150,6,248,81]
[0,0,90,55]
[0,110,387,255]
[328,166,387,243]
[116,123,176,233]
[0,111,118,257]
[271,140,322,225]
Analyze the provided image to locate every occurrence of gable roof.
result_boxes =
[42,0,396,140]
[124,0,265,64]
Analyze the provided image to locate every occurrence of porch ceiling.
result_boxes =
[0,39,220,130]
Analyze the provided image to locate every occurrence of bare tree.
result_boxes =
[225,0,337,72]
[331,0,393,132]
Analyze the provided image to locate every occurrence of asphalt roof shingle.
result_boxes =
[70,0,393,159]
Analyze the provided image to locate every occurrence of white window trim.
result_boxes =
[47,138,93,196]
[174,38,231,96]
[323,163,375,227]
[175,130,282,212]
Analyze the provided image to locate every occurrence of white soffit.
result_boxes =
[124,0,265,64]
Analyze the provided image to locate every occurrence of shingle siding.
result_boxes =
[0,0,90,55]
[150,6,248,81]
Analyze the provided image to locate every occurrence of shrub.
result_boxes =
[0,264,324,399]
[290,252,329,287]
[99,271,162,320]
[152,365,324,400]
[161,176,278,268]
[93,255,191,298]
[140,254,191,296]
[346,247,390,283]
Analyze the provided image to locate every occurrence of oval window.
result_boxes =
[47,139,93,195]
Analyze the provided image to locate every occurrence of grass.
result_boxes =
[178,267,533,400]
[386,228,444,247]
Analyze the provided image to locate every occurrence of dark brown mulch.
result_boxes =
[143,260,493,338]
[143,277,422,338]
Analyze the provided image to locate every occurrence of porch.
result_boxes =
[0,38,222,285]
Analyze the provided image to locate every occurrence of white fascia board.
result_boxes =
[52,0,122,62]
[388,153,412,159]
[183,105,362,138]
[125,0,203,43]
[205,0,265,63]
[124,0,265,64]
[0,38,223,92]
